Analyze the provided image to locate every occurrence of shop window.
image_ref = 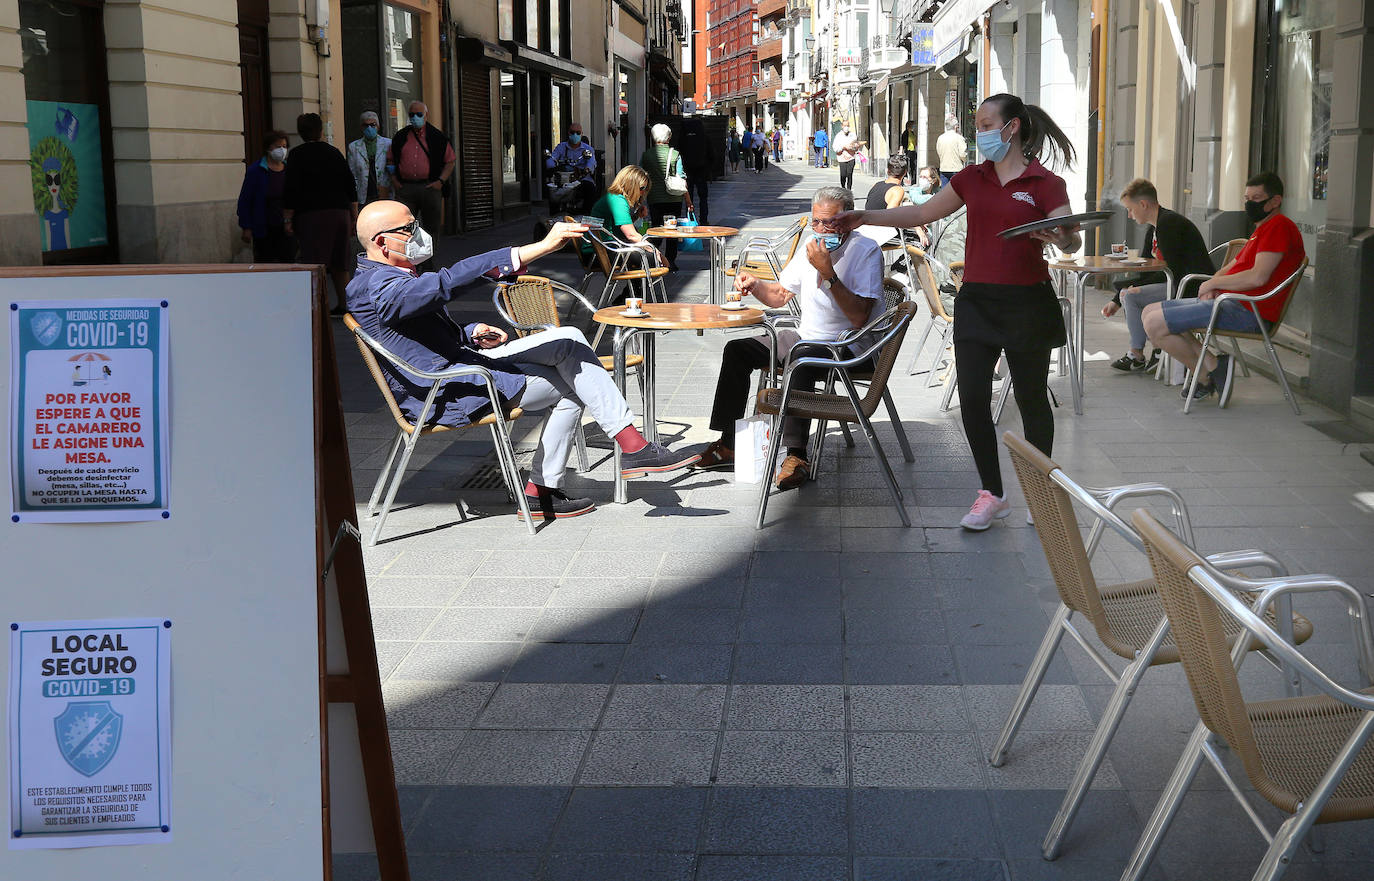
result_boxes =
[19,0,117,263]
[343,1,424,139]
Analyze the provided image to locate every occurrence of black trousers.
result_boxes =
[252,225,295,263]
[753,147,766,172]
[953,340,1055,498]
[686,175,709,226]
[904,150,918,178]
[839,160,855,190]
[709,333,873,452]
[648,202,682,265]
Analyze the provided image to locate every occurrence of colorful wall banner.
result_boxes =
[9,300,170,522]
[25,101,109,253]
[8,618,173,849]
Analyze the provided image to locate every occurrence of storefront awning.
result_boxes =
[455,36,513,67]
[500,42,588,81]
[933,0,992,67]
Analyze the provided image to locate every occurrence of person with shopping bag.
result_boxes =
[640,123,694,272]
[693,186,884,490]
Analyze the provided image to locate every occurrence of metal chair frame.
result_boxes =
[1153,238,1248,383]
[727,215,808,282]
[490,276,648,473]
[1123,511,1374,881]
[576,220,669,309]
[754,303,917,529]
[1176,258,1307,414]
[993,432,1305,861]
[342,315,534,544]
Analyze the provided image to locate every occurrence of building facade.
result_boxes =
[705,0,758,127]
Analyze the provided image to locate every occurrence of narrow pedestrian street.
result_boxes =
[333,157,1374,881]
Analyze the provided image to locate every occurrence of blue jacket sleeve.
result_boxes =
[370,248,520,325]
[236,165,265,237]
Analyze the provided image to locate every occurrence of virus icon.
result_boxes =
[53,701,123,777]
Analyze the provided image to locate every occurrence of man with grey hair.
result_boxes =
[347,110,392,206]
[936,114,967,187]
[387,100,455,271]
[694,186,885,490]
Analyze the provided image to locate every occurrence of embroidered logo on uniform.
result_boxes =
[1011,191,1036,206]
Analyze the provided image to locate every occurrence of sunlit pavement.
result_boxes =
[333,159,1374,881]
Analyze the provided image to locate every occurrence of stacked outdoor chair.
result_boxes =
[993,431,1313,861]
[1126,510,1374,881]
[342,314,533,543]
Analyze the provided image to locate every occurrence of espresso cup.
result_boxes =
[665,215,678,228]
[625,297,645,314]
[1111,242,1127,257]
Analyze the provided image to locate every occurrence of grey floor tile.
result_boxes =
[945,608,1052,644]
[452,576,560,607]
[750,549,841,580]
[550,787,708,853]
[368,577,467,608]
[743,577,844,608]
[953,643,1077,686]
[406,785,568,852]
[579,729,718,785]
[475,683,611,729]
[852,788,999,857]
[847,644,958,684]
[740,606,843,643]
[854,858,1008,881]
[443,729,590,785]
[530,607,642,643]
[846,608,951,644]
[988,789,1145,864]
[566,549,666,578]
[702,787,848,853]
[390,641,521,682]
[601,683,728,729]
[843,577,944,609]
[382,548,491,580]
[405,852,541,881]
[540,853,696,881]
[851,732,987,788]
[849,685,970,731]
[635,607,741,643]
[649,576,747,609]
[426,607,542,642]
[376,640,415,681]
[618,643,735,683]
[383,680,496,729]
[726,685,846,730]
[734,643,844,684]
[506,643,627,683]
[963,684,1096,733]
[388,728,466,784]
[694,855,849,881]
[715,731,847,786]
[546,577,651,608]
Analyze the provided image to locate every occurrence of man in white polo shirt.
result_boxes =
[693,186,884,490]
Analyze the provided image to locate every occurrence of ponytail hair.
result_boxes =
[981,93,1076,170]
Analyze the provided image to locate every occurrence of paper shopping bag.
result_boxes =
[734,415,773,484]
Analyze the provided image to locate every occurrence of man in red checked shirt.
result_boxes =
[386,101,456,272]
[1142,171,1305,405]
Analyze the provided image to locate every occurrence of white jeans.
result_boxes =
[484,326,634,488]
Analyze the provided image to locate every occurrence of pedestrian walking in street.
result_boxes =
[728,130,742,174]
[387,100,455,272]
[772,127,783,162]
[752,125,767,173]
[236,129,295,263]
[833,124,864,190]
[346,111,391,207]
[898,119,919,182]
[640,123,695,272]
[282,113,358,314]
[812,126,829,167]
[937,115,967,187]
[833,92,1081,531]
[679,118,711,226]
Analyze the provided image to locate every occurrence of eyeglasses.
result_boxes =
[374,219,417,241]
[810,218,840,232]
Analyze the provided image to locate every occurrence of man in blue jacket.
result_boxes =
[346,200,699,519]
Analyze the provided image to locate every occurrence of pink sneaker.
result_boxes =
[960,490,1011,531]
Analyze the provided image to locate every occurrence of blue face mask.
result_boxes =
[976,120,1013,163]
[409,114,425,129]
[363,125,377,140]
[568,133,582,145]
[813,231,844,251]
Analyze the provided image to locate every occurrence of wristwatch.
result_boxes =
[823,274,840,289]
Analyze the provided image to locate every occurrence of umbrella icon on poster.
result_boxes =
[68,350,112,386]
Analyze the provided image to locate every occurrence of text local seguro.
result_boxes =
[31,392,144,463]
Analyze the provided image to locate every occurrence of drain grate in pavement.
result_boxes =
[457,448,537,489]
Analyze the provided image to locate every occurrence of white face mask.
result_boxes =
[917,178,933,193]
[381,221,433,265]
[268,146,288,162]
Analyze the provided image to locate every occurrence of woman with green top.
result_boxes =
[640,123,695,272]
[585,165,662,263]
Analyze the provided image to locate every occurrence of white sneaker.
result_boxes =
[960,490,1011,531]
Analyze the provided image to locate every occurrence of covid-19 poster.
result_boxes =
[9,299,170,522]
[26,100,108,253]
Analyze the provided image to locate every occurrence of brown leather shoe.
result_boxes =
[775,455,809,490]
[693,439,735,470]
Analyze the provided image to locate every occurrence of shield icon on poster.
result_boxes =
[53,701,123,777]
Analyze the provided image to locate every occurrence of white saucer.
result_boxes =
[1120,257,1149,265]
[619,309,648,317]
[720,302,748,311]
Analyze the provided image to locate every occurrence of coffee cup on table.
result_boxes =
[1127,248,1141,259]
[664,215,677,228]
[625,297,645,314]
[1110,242,1127,258]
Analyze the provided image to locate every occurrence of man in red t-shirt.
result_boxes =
[386,100,456,272]
[1142,171,1305,404]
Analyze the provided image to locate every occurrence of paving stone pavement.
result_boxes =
[333,159,1374,880]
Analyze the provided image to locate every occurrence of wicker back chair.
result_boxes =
[341,313,532,543]
[1122,509,1374,881]
[753,301,916,529]
[994,431,1312,861]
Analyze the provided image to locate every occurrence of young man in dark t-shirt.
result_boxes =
[1143,171,1306,404]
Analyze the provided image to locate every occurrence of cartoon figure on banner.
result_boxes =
[69,351,112,387]
[30,108,81,251]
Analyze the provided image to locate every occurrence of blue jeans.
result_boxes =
[1121,282,1168,351]
[1160,297,1262,335]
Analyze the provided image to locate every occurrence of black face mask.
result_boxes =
[1244,198,1272,223]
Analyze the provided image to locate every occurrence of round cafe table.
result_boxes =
[645,225,739,305]
[1047,255,1173,414]
[594,301,776,503]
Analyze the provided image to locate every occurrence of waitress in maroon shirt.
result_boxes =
[835,93,1081,531]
